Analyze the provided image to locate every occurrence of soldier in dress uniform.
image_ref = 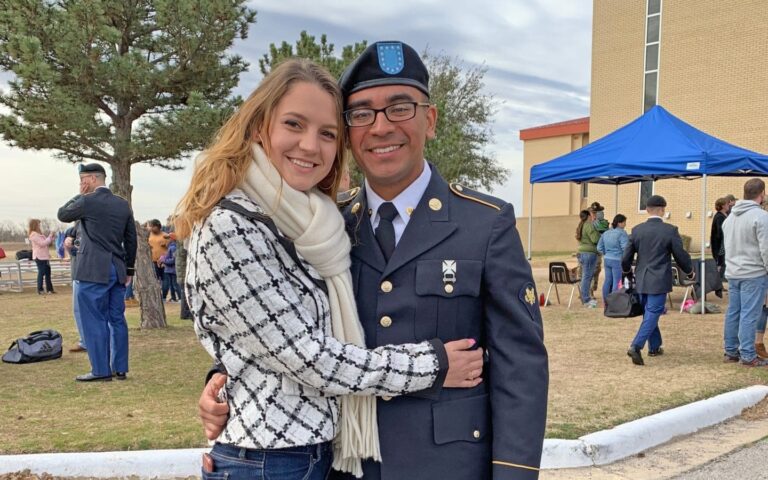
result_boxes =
[199,41,549,479]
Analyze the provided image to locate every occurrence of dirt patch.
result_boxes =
[740,395,768,421]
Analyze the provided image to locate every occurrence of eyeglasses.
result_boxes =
[344,102,430,127]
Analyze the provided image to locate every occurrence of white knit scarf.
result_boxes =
[239,144,379,477]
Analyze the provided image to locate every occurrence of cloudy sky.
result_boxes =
[0,0,592,226]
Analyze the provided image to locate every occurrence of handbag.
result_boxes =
[604,277,644,318]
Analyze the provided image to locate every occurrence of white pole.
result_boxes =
[701,175,707,315]
[527,183,534,260]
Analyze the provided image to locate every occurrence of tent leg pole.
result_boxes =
[701,175,707,315]
[614,183,619,217]
[527,183,534,261]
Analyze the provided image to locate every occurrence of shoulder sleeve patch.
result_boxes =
[518,282,541,320]
[449,183,503,211]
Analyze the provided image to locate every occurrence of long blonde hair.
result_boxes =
[28,218,42,237]
[175,59,346,239]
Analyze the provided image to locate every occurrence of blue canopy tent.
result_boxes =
[527,105,768,309]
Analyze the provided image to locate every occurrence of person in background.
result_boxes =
[710,197,729,281]
[146,219,169,284]
[159,233,179,303]
[576,209,600,307]
[722,179,768,367]
[623,195,693,366]
[64,223,87,353]
[175,233,192,320]
[28,218,56,295]
[597,214,629,302]
[589,202,609,296]
[57,162,137,382]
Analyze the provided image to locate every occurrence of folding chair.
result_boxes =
[671,264,696,313]
[545,261,581,309]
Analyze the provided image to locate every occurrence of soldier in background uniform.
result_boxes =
[199,41,549,479]
[58,163,137,381]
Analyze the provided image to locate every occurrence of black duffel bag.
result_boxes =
[604,278,644,318]
[2,330,63,364]
[15,249,32,261]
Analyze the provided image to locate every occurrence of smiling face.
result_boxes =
[346,85,437,200]
[261,81,340,193]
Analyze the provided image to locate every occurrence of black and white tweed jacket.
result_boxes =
[186,190,442,449]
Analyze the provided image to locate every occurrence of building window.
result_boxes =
[643,0,662,112]
[639,180,654,211]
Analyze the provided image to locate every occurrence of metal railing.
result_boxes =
[0,258,73,292]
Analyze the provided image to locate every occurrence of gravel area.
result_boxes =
[671,440,768,480]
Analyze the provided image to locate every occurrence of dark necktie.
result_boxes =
[375,202,398,261]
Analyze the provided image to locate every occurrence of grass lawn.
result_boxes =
[0,287,212,454]
[534,262,768,439]
[0,262,767,453]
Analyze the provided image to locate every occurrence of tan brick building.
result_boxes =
[522,0,768,251]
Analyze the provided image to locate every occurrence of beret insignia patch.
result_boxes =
[377,42,405,75]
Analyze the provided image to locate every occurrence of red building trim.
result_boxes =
[519,117,590,141]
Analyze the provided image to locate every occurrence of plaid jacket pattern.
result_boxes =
[186,191,440,449]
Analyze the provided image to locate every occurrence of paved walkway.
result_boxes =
[540,415,768,479]
[671,438,768,480]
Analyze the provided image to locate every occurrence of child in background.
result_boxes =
[159,234,179,303]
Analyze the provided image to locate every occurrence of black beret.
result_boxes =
[589,201,605,212]
[339,41,429,98]
[646,195,667,208]
[78,163,106,175]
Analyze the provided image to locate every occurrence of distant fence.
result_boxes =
[0,258,73,292]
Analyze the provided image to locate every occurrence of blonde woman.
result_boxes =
[28,218,55,295]
[175,59,482,480]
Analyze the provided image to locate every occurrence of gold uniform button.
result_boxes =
[429,198,442,211]
[382,396,393,401]
[381,281,393,293]
[444,284,454,294]
[473,430,481,439]
[351,202,361,214]
[456,184,464,192]
[380,316,392,328]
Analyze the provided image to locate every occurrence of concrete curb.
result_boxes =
[1,386,767,477]
[0,448,207,477]
[541,384,768,469]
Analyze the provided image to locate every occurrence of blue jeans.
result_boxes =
[602,258,622,301]
[72,280,86,349]
[77,263,129,376]
[724,275,768,362]
[578,252,597,303]
[124,278,134,300]
[758,306,768,333]
[35,259,54,293]
[631,293,666,351]
[162,272,179,301]
[203,442,332,480]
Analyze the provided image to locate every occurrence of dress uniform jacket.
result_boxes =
[57,187,137,284]
[621,218,692,295]
[334,170,549,480]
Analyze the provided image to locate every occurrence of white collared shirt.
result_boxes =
[366,161,432,245]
